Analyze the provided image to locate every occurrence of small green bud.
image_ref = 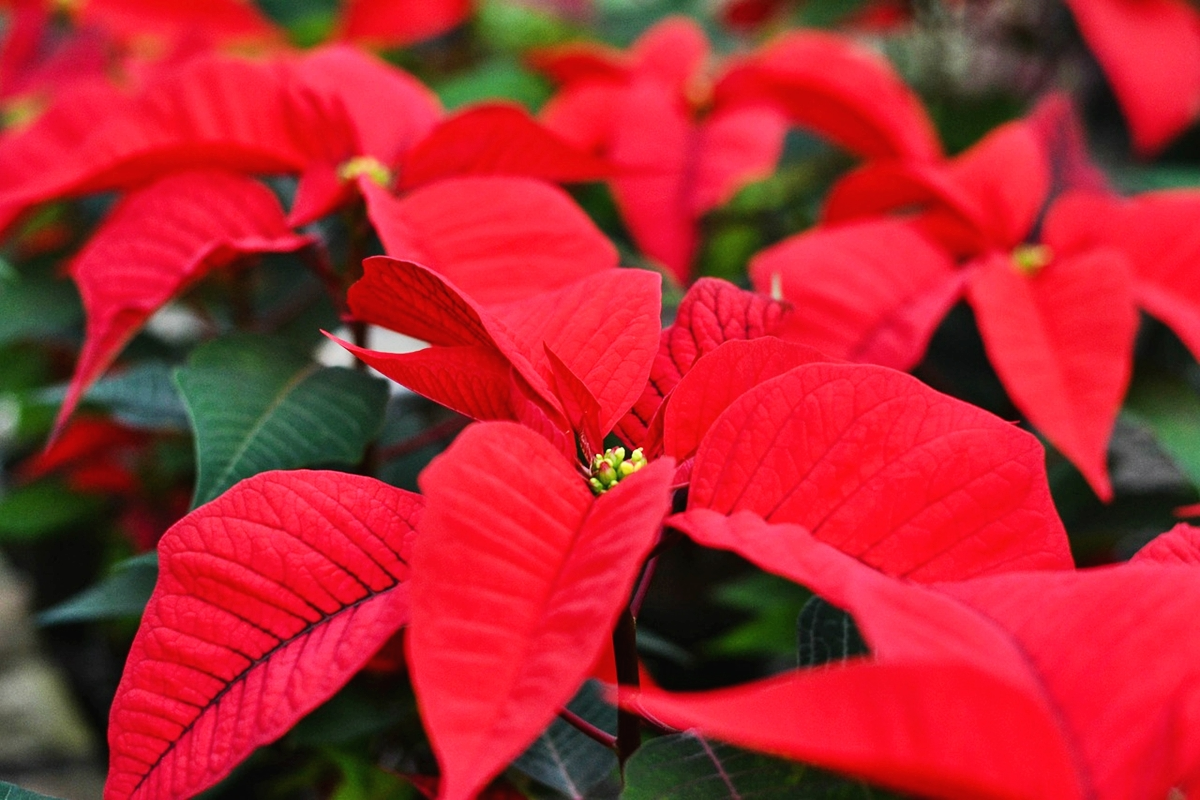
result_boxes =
[587,445,650,494]
[1012,244,1052,276]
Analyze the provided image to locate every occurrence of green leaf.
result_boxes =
[0,274,82,346]
[37,553,158,626]
[0,781,65,800]
[796,596,869,668]
[709,573,811,657]
[39,361,189,430]
[0,481,105,542]
[511,680,619,800]
[174,334,389,507]
[436,58,552,111]
[289,681,410,747]
[1124,372,1200,489]
[621,732,809,800]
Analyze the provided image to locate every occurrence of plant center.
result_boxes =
[337,155,393,187]
[588,446,647,496]
[1011,243,1052,276]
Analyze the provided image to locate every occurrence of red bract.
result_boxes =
[1060,0,1200,155]
[55,169,312,437]
[1131,523,1200,565]
[360,178,617,305]
[411,422,675,800]
[535,16,935,281]
[338,0,471,47]
[678,360,1072,579]
[760,106,1142,499]
[340,258,660,449]
[615,277,791,447]
[105,470,423,800]
[633,512,1200,799]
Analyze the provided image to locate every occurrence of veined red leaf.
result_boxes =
[615,278,789,447]
[966,248,1136,501]
[1131,523,1200,565]
[649,514,1200,798]
[714,30,940,162]
[410,422,674,800]
[57,170,312,437]
[1061,0,1200,154]
[399,104,612,191]
[338,0,471,47]
[361,176,617,305]
[105,470,423,800]
[689,362,1073,579]
[0,55,353,220]
[652,338,830,461]
[344,259,661,437]
[749,220,963,371]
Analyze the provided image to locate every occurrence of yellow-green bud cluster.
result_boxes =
[588,447,647,496]
[1012,244,1052,276]
[337,155,393,188]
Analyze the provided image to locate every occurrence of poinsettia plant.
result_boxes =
[5,1,1200,799]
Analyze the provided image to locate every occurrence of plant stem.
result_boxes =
[613,608,641,768]
[557,707,617,751]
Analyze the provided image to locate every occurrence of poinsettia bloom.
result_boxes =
[532,16,936,282]
[755,100,1141,500]
[630,510,1200,799]
[1060,0,1200,155]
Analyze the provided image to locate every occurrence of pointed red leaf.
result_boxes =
[1132,523,1200,565]
[629,15,709,97]
[538,81,624,154]
[1049,190,1200,364]
[1061,0,1200,154]
[411,422,674,800]
[361,176,617,305]
[714,30,940,162]
[615,278,789,447]
[651,513,1200,797]
[689,104,787,215]
[292,45,441,166]
[79,0,280,45]
[629,664,1083,800]
[0,55,352,219]
[58,170,312,437]
[528,41,630,86]
[544,345,603,457]
[399,104,612,191]
[105,470,423,800]
[339,0,471,47]
[608,77,695,282]
[1027,93,1111,196]
[652,338,830,461]
[688,362,1073,579]
[749,220,963,370]
[345,259,661,437]
[966,247,1136,501]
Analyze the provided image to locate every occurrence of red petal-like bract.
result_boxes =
[1061,0,1200,154]
[339,0,471,47]
[1051,190,1200,365]
[105,470,423,800]
[0,54,352,224]
[615,278,789,447]
[79,0,280,45]
[411,422,674,800]
[345,259,660,437]
[966,248,1136,502]
[749,220,962,370]
[648,513,1200,798]
[361,177,617,305]
[652,338,830,461]
[689,363,1073,579]
[690,104,788,215]
[608,77,695,281]
[399,104,612,191]
[58,170,312,437]
[714,30,940,162]
[1131,523,1200,565]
